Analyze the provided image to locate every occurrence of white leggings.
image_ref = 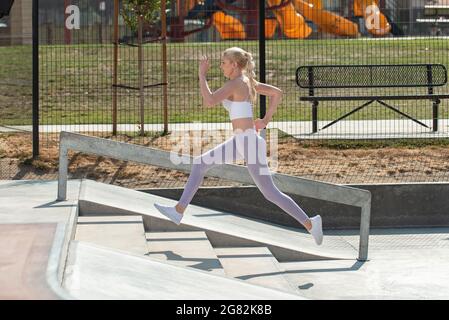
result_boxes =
[178,128,309,226]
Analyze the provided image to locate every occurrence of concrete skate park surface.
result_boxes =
[1,179,449,300]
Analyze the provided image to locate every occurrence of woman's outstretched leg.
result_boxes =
[154,135,243,224]
[242,133,323,245]
[177,135,242,209]
[247,163,309,223]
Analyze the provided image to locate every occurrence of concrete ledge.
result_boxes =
[46,221,77,300]
[143,183,449,229]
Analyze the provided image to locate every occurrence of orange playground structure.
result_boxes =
[176,0,392,40]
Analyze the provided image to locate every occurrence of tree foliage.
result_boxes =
[121,0,162,31]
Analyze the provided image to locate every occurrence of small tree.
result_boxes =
[120,0,162,136]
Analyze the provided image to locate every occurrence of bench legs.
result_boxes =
[312,101,318,133]
[318,100,376,132]
[433,99,440,132]
[311,99,439,133]
[376,100,430,129]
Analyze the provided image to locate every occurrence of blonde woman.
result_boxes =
[154,47,323,245]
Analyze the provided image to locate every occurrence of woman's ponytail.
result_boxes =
[244,52,258,104]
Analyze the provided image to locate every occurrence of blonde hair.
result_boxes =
[222,47,257,103]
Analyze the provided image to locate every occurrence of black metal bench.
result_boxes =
[295,64,449,133]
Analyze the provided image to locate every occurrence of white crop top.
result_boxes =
[222,99,253,120]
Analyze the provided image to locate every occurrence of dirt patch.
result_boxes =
[1,131,449,188]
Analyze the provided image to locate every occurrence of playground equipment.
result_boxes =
[184,0,292,40]
[291,0,391,37]
[179,0,392,40]
[183,0,245,39]
[212,10,247,39]
[293,0,359,37]
[267,0,312,39]
[353,0,391,36]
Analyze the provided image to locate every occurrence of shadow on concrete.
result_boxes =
[236,260,365,281]
[192,213,233,218]
[34,200,77,209]
[145,250,223,272]
[298,283,314,290]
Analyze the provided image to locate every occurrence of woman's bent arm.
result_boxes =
[255,82,283,125]
[199,75,235,107]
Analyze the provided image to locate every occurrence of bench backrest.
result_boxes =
[296,64,447,89]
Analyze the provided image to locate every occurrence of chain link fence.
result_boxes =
[2,0,449,187]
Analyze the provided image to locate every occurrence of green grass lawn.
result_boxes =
[0,45,32,125]
[1,38,449,125]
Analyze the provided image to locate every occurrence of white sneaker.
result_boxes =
[309,215,323,245]
[154,203,183,225]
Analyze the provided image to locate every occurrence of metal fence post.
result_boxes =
[32,0,39,158]
[259,0,266,141]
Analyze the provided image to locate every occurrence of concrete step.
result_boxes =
[145,231,225,276]
[63,240,303,300]
[75,215,148,255]
[214,247,298,294]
